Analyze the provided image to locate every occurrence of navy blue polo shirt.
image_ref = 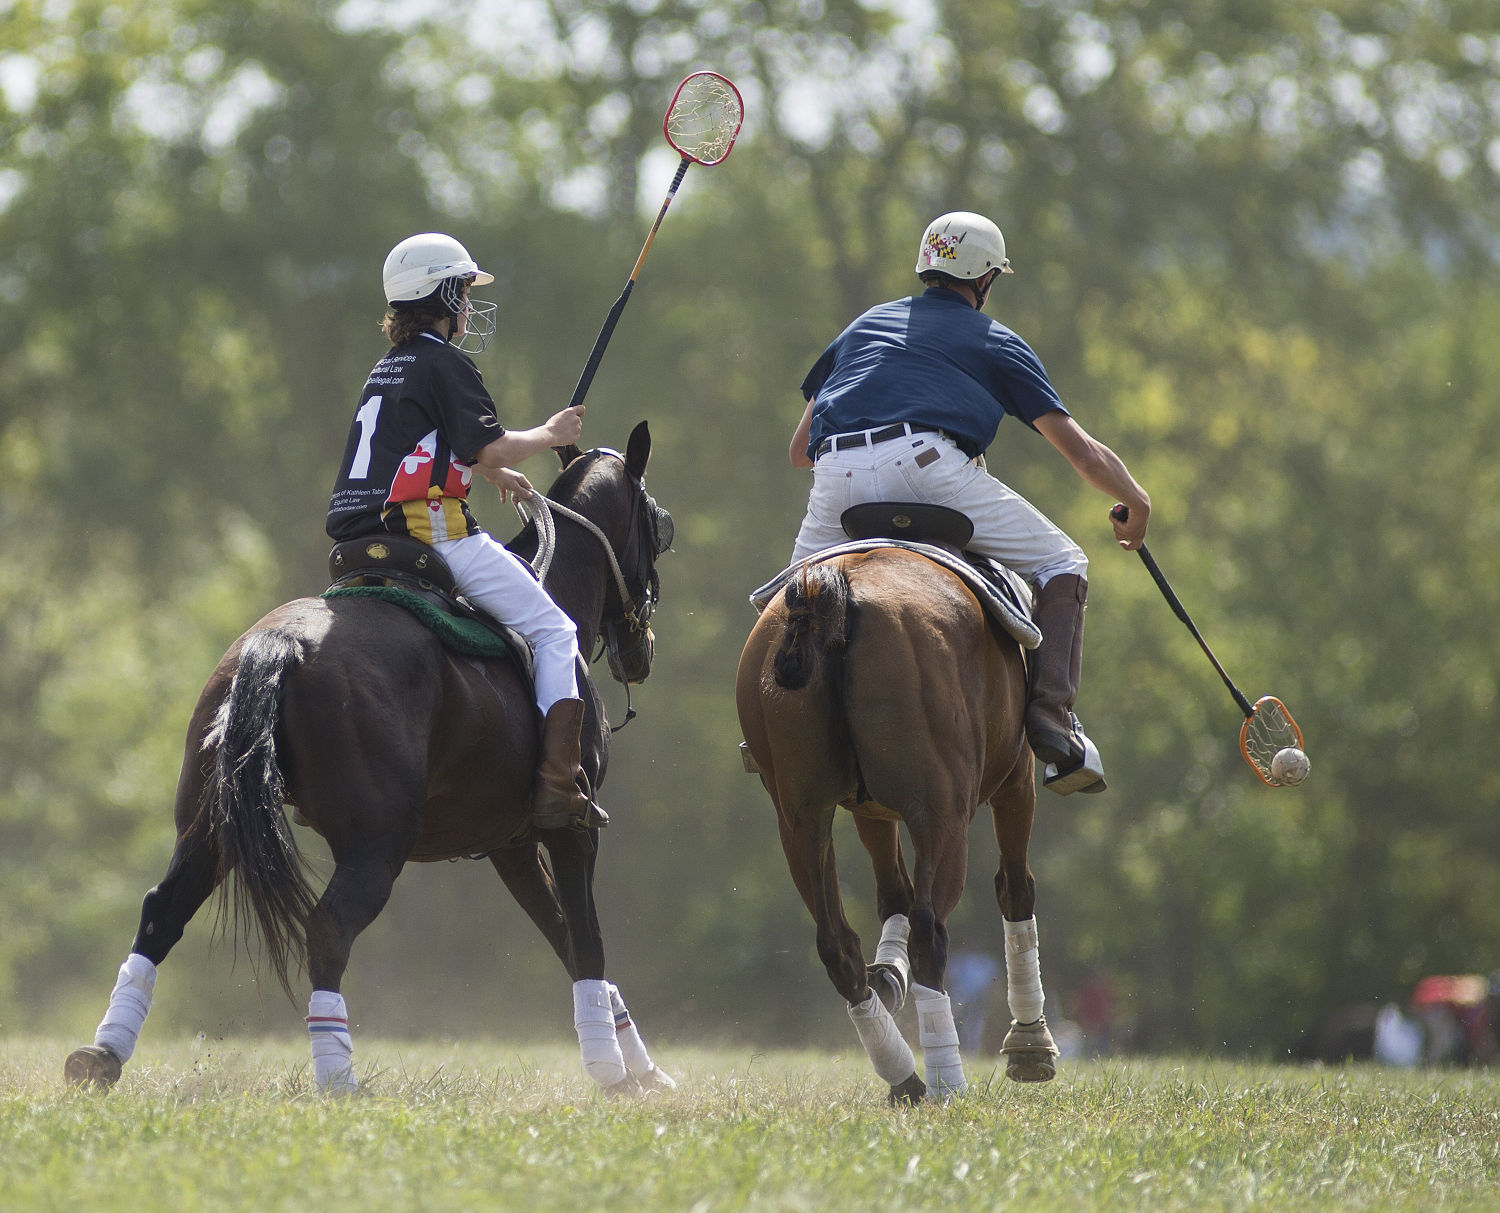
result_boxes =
[801,286,1068,460]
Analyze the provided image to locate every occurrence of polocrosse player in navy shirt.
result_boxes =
[788,212,1152,795]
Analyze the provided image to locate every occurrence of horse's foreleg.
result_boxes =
[302,851,402,1096]
[65,828,221,1090]
[541,829,602,978]
[540,830,636,1093]
[996,915,1058,1083]
[606,982,676,1092]
[489,843,573,978]
[991,789,1058,1083]
[491,843,673,1092]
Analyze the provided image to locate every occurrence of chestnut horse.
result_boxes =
[66,423,676,1096]
[735,547,1060,1103]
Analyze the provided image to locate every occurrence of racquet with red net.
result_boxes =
[1112,507,1307,786]
[564,71,744,413]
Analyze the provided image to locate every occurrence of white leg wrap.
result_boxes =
[1004,916,1045,1024]
[874,914,911,981]
[93,953,157,1063]
[607,983,675,1089]
[307,990,358,1095]
[913,982,967,1097]
[848,991,917,1086]
[574,979,627,1089]
[874,914,911,976]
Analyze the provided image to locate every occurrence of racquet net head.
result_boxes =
[664,71,744,166]
[1240,696,1305,786]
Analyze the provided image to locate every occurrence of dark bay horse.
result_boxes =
[735,547,1060,1104]
[66,422,675,1096]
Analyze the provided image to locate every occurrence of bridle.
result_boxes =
[515,449,672,731]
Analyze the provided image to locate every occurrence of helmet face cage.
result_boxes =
[435,274,497,353]
[382,233,497,351]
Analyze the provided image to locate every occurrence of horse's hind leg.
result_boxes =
[301,848,404,1095]
[990,776,1059,1083]
[777,807,924,1106]
[65,824,221,1090]
[490,841,675,1093]
[903,812,972,1100]
[852,815,915,1012]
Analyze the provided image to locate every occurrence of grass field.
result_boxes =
[2,1037,1497,1211]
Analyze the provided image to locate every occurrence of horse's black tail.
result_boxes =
[773,562,852,691]
[203,628,317,1001]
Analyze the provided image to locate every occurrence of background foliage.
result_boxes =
[2,0,1498,1055]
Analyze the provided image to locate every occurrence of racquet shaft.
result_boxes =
[1110,506,1254,718]
[566,157,691,412]
[1134,544,1255,718]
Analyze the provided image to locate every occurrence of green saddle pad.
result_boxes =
[322,584,511,658]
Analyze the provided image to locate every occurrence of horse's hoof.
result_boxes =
[602,1073,645,1098]
[64,1045,122,1091]
[637,1065,677,1093]
[868,963,908,1014]
[887,1072,926,1107]
[1005,1053,1057,1083]
[1002,1017,1059,1083]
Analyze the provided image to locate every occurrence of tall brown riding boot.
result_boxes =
[1026,574,1105,794]
[531,698,606,830]
[1026,574,1087,764]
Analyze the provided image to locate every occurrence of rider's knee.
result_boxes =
[1034,548,1088,587]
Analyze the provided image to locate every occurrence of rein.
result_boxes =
[514,491,651,733]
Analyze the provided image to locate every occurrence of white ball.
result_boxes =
[1270,746,1310,786]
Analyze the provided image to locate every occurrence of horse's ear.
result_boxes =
[624,421,651,481]
[555,443,583,468]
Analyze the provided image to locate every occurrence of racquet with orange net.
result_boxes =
[1111,506,1307,786]
[564,71,744,414]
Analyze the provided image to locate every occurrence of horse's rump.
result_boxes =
[740,549,1028,815]
[267,596,540,860]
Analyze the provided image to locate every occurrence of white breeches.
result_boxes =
[791,428,1087,587]
[434,532,581,712]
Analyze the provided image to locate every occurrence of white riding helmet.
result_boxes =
[914,211,1013,279]
[381,232,498,351]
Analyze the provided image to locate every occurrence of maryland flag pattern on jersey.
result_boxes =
[383,428,476,543]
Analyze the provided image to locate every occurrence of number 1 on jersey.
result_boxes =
[349,395,382,479]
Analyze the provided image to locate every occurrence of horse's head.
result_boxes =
[551,421,673,686]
